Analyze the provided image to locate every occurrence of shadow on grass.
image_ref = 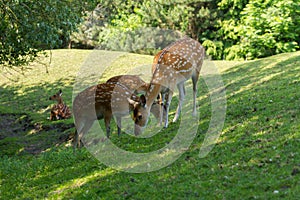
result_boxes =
[0,79,75,156]
[65,53,300,199]
[0,52,300,199]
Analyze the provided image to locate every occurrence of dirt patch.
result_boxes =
[0,113,32,138]
[0,113,74,156]
[23,122,75,155]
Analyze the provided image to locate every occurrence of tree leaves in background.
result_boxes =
[0,0,96,69]
[1,0,299,68]
[216,0,300,60]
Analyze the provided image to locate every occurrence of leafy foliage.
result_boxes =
[1,0,300,68]
[72,0,218,54]
[238,0,300,59]
[73,0,299,60]
[215,0,300,59]
[0,0,95,68]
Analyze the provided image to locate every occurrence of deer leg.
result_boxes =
[164,90,173,128]
[49,112,53,120]
[150,100,162,126]
[160,93,166,126]
[173,82,185,123]
[75,119,94,148]
[104,114,112,138]
[116,116,122,136]
[192,72,199,116]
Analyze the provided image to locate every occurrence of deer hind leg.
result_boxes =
[173,82,185,123]
[116,116,122,136]
[104,114,112,138]
[65,107,72,119]
[192,71,200,116]
[55,111,61,120]
[75,119,94,148]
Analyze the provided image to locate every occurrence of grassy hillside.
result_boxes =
[0,50,299,199]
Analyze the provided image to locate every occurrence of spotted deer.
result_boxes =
[49,89,72,120]
[73,77,161,148]
[128,37,205,135]
[107,75,162,122]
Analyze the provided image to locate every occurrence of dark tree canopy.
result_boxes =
[0,0,96,69]
[1,0,299,70]
[73,0,299,60]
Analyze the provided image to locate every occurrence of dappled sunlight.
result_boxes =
[212,60,243,73]
[223,52,300,93]
[49,168,115,197]
[1,50,300,199]
[232,71,284,97]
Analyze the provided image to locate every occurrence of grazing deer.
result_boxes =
[73,80,161,148]
[107,75,162,122]
[49,89,72,120]
[128,37,205,135]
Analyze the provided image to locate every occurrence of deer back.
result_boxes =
[106,75,149,94]
[151,37,205,87]
[73,83,140,123]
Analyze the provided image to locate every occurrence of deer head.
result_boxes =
[49,89,63,104]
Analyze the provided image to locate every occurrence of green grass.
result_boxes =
[0,50,300,199]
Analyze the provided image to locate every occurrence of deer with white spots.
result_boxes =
[73,75,161,148]
[49,89,72,120]
[128,37,205,135]
[106,75,161,123]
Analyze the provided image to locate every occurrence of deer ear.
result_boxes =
[153,95,161,105]
[140,95,146,107]
[127,98,138,107]
[59,89,63,96]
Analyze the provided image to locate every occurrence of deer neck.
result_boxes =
[145,83,161,108]
[57,98,64,105]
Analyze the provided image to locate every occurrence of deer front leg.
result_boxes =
[49,112,54,120]
[160,93,166,126]
[192,72,199,117]
[164,90,173,128]
[173,82,185,123]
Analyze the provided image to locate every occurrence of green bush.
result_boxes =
[219,0,300,60]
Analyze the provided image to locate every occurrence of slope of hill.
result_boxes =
[0,50,299,199]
